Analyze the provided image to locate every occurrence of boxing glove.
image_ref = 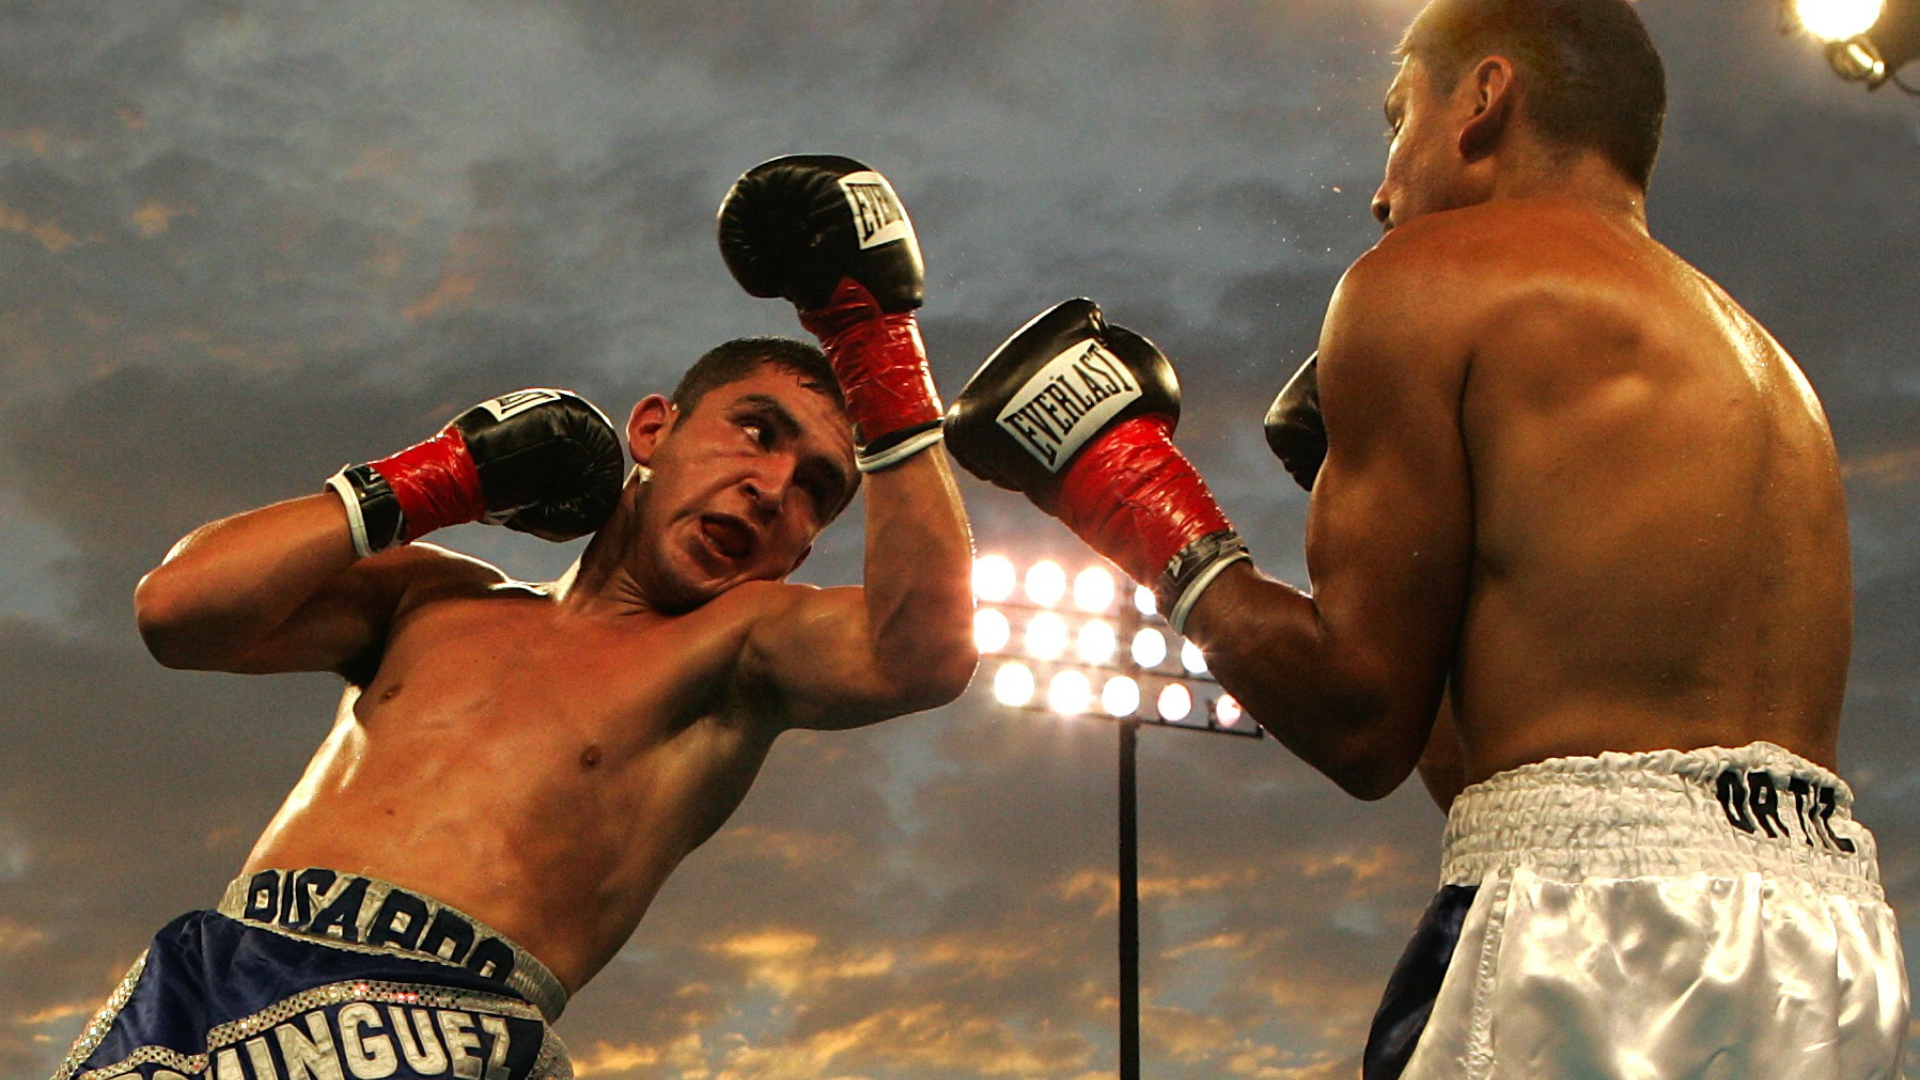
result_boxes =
[1265,352,1325,491]
[327,389,624,557]
[717,154,942,472]
[946,299,1249,633]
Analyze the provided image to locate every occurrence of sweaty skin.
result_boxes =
[135,366,977,993]
[1185,56,1850,804]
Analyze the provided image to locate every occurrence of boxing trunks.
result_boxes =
[51,869,573,1080]
[1366,742,1908,1080]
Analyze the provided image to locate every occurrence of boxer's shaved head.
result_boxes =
[671,337,846,417]
[1400,0,1666,190]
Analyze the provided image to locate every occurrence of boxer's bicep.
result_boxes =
[1301,247,1473,786]
[742,584,920,730]
[222,545,492,678]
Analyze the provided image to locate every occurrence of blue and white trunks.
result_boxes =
[51,869,573,1080]
[1365,742,1909,1080]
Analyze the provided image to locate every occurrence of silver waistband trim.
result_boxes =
[218,869,568,1022]
[1442,741,1884,901]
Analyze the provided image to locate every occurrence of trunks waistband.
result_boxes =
[1441,741,1884,901]
[218,869,568,1022]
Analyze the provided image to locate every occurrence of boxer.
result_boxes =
[55,156,977,1080]
[945,2,1908,1076]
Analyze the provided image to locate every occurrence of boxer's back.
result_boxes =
[1441,199,1852,783]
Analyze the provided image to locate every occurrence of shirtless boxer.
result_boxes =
[943,1,1907,1077]
[55,156,975,1080]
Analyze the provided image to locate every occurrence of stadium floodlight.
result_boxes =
[1077,619,1118,665]
[1787,0,1920,91]
[1102,675,1142,718]
[992,660,1036,707]
[1180,640,1208,676]
[973,553,1017,603]
[1074,566,1118,613]
[1132,585,1157,617]
[1048,669,1095,715]
[1130,627,1168,669]
[1025,559,1068,607]
[968,553,1263,1080]
[1025,611,1070,662]
[974,608,1012,654]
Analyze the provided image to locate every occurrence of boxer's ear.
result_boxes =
[1458,56,1516,162]
[627,395,676,466]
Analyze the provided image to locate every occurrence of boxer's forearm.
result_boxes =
[135,493,362,669]
[858,448,977,707]
[1184,561,1437,800]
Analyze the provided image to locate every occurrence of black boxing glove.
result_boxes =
[326,389,624,557]
[946,299,1249,633]
[717,155,942,471]
[1264,352,1325,491]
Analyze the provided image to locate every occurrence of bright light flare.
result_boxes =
[1131,627,1168,668]
[1216,694,1245,728]
[993,662,1036,707]
[1795,0,1884,41]
[1133,585,1158,617]
[1048,670,1094,715]
[1157,683,1193,722]
[1181,640,1209,675]
[1025,560,1068,607]
[1025,612,1069,661]
[1102,676,1141,718]
[973,555,1016,603]
[973,608,1012,653]
[1073,566,1116,612]
[1076,619,1117,665]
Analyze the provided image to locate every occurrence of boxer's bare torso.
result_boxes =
[139,365,977,994]
[245,566,798,994]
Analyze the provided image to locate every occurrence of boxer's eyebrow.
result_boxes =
[733,394,801,441]
[733,393,856,519]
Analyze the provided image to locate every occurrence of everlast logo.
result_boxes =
[1715,768,1857,853]
[838,171,913,250]
[996,339,1144,472]
[240,870,519,985]
[479,388,560,423]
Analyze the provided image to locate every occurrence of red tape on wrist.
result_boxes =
[369,427,487,543]
[1055,415,1233,586]
[798,278,942,447]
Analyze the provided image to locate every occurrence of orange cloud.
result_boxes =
[130,198,194,239]
[0,204,82,253]
[709,929,895,995]
[18,1000,90,1026]
[721,824,856,868]
[709,1003,1094,1080]
[1843,445,1920,488]
[0,917,46,955]
[403,229,524,322]
[572,1033,708,1077]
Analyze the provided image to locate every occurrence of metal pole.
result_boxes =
[1118,717,1140,1080]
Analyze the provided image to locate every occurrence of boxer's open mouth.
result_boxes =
[699,514,756,562]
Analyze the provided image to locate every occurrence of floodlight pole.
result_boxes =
[971,558,1259,1080]
[1117,716,1141,1080]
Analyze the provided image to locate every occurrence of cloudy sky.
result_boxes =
[2,1,1917,1077]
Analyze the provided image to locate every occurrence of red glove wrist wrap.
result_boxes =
[369,427,487,543]
[798,278,943,447]
[1055,415,1234,587]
